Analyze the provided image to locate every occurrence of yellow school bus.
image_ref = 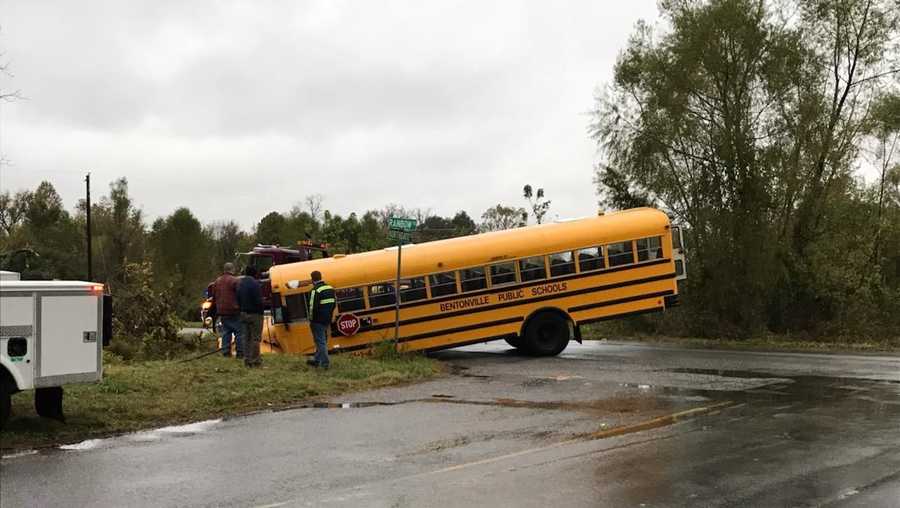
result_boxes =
[263,207,685,356]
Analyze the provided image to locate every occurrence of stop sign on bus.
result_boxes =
[336,313,361,336]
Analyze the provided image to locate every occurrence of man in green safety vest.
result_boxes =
[307,270,336,369]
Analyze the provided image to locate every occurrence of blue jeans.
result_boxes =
[220,316,243,357]
[310,322,330,367]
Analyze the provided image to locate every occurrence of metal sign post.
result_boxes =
[388,218,416,344]
[394,238,402,342]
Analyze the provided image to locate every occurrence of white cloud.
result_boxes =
[0,0,659,229]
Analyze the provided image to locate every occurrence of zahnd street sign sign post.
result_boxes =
[389,217,417,233]
[389,217,417,345]
[388,230,412,242]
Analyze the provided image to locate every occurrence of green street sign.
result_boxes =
[389,217,417,233]
[388,230,412,243]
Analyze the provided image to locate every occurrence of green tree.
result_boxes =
[479,204,527,232]
[0,190,28,237]
[109,261,183,360]
[523,185,551,224]
[149,207,210,319]
[868,94,900,264]
[591,0,900,336]
[206,220,250,273]
[359,211,389,250]
[417,215,455,242]
[7,182,85,280]
[255,211,287,245]
[451,211,477,236]
[285,207,321,245]
[88,178,146,284]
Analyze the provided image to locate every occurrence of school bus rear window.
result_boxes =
[637,236,663,261]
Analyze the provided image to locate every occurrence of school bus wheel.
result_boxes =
[504,335,525,349]
[521,310,571,357]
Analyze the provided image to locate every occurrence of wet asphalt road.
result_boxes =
[2,341,899,507]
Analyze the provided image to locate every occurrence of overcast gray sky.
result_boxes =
[1,0,659,229]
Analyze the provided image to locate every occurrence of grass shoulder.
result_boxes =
[1,351,440,451]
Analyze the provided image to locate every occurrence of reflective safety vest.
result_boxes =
[308,282,336,324]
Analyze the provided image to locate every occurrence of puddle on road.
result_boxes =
[312,395,670,415]
[488,396,668,415]
[448,364,492,379]
[666,367,783,378]
[659,368,900,418]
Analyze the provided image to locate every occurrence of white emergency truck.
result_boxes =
[0,273,111,428]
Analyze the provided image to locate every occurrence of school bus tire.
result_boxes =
[521,310,571,357]
[504,335,524,349]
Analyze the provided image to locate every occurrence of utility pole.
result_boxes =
[85,172,93,281]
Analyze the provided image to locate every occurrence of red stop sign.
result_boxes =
[336,313,361,336]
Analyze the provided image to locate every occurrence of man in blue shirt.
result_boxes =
[237,265,264,368]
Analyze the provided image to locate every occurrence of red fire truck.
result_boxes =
[201,240,329,329]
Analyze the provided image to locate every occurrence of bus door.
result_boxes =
[672,226,687,281]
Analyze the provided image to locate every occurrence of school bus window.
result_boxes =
[336,287,365,312]
[637,236,663,262]
[519,256,546,282]
[368,283,396,308]
[284,293,308,322]
[429,271,458,297]
[489,262,517,286]
[607,241,635,267]
[399,277,428,303]
[461,267,487,292]
[549,251,576,277]
[578,247,604,272]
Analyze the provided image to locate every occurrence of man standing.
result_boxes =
[307,270,336,369]
[237,265,264,368]
[212,263,242,358]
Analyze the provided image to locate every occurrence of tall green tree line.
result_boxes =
[0,179,534,320]
[592,0,900,338]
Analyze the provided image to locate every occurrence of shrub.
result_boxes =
[108,262,185,360]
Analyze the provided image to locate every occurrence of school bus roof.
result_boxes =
[270,207,670,292]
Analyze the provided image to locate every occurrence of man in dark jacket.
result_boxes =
[212,263,242,358]
[237,265,264,367]
[307,270,336,369]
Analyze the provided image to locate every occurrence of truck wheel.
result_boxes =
[0,380,11,430]
[522,311,571,357]
[35,386,65,422]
